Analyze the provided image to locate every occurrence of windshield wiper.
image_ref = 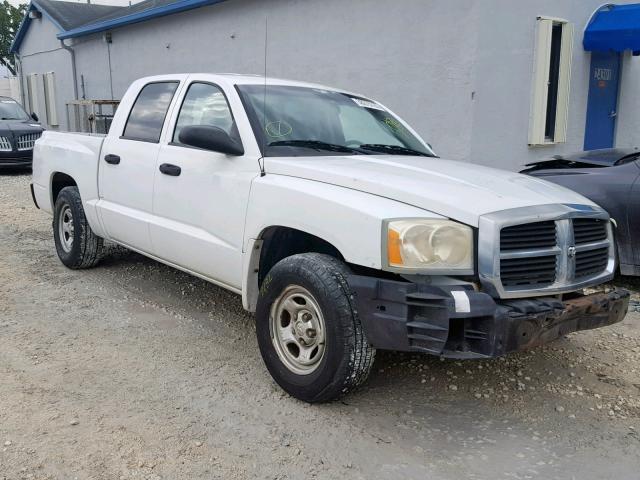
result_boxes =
[268,140,367,154]
[358,144,436,157]
[615,152,640,166]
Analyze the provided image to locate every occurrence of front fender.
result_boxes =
[240,174,443,310]
[244,174,442,269]
[241,175,443,311]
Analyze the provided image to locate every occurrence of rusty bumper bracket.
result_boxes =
[349,275,630,359]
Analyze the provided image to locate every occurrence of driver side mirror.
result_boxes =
[31,112,39,122]
[178,125,244,156]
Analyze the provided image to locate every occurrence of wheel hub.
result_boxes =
[58,205,75,253]
[269,286,326,375]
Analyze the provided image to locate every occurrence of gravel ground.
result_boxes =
[1,171,639,480]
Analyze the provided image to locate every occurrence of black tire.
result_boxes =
[256,253,375,403]
[53,186,103,269]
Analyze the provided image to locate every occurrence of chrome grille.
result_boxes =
[573,218,608,244]
[16,133,41,151]
[500,221,557,251]
[499,221,558,288]
[0,136,11,151]
[575,247,609,279]
[500,255,557,288]
[479,205,615,299]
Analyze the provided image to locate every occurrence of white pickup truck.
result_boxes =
[31,74,629,402]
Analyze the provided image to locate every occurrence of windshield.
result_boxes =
[237,85,435,157]
[0,99,30,121]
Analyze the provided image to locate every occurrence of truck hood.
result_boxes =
[266,155,598,227]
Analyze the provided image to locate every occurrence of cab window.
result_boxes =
[122,82,179,142]
[173,83,238,144]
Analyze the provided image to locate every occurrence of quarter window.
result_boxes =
[173,83,237,144]
[123,82,179,142]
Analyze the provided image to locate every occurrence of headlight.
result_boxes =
[385,219,474,272]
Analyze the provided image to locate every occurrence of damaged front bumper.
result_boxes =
[349,276,629,359]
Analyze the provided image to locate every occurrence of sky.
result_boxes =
[7,0,143,5]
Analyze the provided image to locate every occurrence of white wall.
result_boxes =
[469,0,640,170]
[18,15,73,129]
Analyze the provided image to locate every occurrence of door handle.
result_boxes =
[159,163,181,176]
[609,110,618,118]
[104,154,121,165]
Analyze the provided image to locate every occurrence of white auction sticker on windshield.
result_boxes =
[351,97,385,111]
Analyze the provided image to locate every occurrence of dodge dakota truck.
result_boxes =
[31,74,629,402]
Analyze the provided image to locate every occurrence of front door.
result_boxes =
[150,81,257,290]
[584,51,621,150]
[98,81,180,253]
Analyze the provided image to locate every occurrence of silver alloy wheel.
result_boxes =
[58,205,74,253]
[269,285,326,375]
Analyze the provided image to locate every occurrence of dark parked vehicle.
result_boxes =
[0,97,44,169]
[521,148,640,276]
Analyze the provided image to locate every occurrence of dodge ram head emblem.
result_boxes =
[567,246,577,258]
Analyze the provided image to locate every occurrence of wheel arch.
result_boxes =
[50,171,78,207]
[242,225,345,312]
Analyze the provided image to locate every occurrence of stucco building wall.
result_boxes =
[16,0,640,170]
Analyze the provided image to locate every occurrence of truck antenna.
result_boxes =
[259,16,268,177]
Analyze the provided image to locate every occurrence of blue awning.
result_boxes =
[584,3,640,53]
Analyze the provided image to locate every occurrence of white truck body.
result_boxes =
[33,74,596,303]
[31,74,628,401]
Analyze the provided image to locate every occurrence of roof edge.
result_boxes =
[58,0,228,40]
[10,1,66,54]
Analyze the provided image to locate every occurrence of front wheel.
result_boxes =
[53,186,103,269]
[256,253,375,403]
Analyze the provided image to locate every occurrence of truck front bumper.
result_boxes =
[349,276,629,359]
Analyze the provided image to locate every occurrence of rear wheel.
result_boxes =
[256,253,375,402]
[53,186,103,269]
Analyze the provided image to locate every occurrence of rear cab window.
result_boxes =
[122,82,179,143]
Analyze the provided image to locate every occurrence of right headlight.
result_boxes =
[385,219,474,272]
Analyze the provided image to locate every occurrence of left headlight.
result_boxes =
[385,219,474,272]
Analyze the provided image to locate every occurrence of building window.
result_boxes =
[529,17,574,146]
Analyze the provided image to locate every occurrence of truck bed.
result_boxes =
[32,131,106,231]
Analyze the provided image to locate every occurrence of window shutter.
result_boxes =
[530,19,553,145]
[529,18,573,145]
[44,72,58,127]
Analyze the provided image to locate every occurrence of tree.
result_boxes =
[0,1,27,75]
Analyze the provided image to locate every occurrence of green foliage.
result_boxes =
[0,1,27,75]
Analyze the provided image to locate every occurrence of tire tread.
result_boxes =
[257,253,375,402]
[54,186,103,269]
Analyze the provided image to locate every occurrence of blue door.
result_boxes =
[584,51,621,150]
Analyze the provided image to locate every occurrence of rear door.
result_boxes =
[97,80,182,253]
